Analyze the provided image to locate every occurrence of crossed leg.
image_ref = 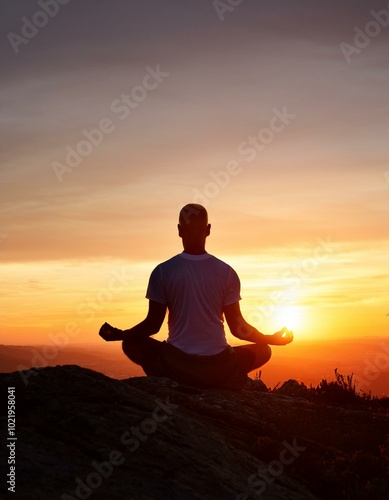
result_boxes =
[122,337,163,374]
[232,342,272,374]
[122,337,272,377]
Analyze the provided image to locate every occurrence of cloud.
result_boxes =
[1,0,388,265]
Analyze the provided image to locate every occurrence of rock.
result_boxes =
[276,379,310,398]
[246,377,269,392]
[0,365,388,499]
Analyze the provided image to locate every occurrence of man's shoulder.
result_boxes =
[208,254,236,270]
[154,253,236,272]
[208,254,229,265]
[160,254,183,265]
[152,254,183,271]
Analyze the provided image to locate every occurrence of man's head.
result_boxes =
[179,203,208,227]
[178,204,210,252]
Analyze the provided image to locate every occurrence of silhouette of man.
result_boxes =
[99,204,293,389]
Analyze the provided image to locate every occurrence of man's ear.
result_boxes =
[206,223,211,236]
[178,223,183,237]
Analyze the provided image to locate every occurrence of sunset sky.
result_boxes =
[1,0,388,347]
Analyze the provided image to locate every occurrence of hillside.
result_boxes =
[0,366,388,499]
[1,339,389,397]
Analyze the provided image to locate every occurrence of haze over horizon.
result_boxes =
[1,1,388,352]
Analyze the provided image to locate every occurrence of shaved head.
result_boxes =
[178,204,210,253]
[179,204,208,228]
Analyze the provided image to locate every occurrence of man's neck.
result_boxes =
[182,245,206,255]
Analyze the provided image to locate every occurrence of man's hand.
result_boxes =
[270,327,294,346]
[99,322,124,342]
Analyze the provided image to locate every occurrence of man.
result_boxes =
[99,203,293,389]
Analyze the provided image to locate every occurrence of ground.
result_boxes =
[0,365,388,499]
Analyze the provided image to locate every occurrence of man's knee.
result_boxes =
[264,344,272,363]
[253,343,271,367]
[122,338,131,354]
[122,339,142,364]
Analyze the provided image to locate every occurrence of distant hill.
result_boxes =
[0,365,388,499]
[0,343,141,380]
[1,337,388,397]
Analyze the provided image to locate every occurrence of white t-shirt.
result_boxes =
[146,252,241,355]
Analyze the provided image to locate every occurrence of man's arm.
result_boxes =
[99,300,167,342]
[223,302,293,346]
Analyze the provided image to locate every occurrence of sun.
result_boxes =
[275,305,304,332]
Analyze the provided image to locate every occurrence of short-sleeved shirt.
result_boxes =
[146,252,241,355]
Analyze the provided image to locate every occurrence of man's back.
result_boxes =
[99,203,293,390]
[146,252,241,355]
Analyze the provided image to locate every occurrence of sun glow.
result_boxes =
[275,305,304,333]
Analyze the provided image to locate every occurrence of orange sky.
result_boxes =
[1,1,388,347]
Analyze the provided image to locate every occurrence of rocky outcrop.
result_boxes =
[0,366,388,499]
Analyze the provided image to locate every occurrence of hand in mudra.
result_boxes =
[272,327,293,346]
[99,322,123,342]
